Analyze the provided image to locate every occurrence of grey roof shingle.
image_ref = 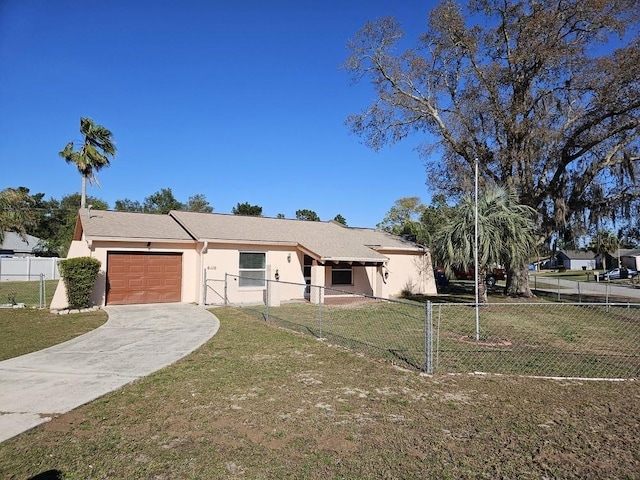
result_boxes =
[557,250,595,260]
[170,211,402,262]
[619,249,640,257]
[77,209,425,263]
[1,231,41,253]
[78,209,194,241]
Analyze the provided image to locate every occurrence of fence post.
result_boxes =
[39,273,44,309]
[557,278,561,301]
[425,301,433,375]
[201,268,206,306]
[224,273,229,306]
[577,281,581,303]
[318,286,323,338]
[266,279,270,322]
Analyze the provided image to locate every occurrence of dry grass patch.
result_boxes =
[0,307,638,479]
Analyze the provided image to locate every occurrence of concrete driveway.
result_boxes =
[0,303,219,443]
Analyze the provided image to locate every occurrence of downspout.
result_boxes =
[199,241,208,306]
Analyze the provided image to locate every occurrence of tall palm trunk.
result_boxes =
[478,268,488,304]
[505,263,534,297]
[80,175,87,208]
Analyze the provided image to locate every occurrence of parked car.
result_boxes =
[453,267,506,286]
[598,267,638,281]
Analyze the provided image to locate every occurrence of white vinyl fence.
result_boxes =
[0,257,61,281]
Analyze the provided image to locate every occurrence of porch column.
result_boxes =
[374,264,385,298]
[310,260,325,304]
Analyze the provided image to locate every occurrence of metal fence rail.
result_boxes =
[221,276,639,379]
[240,284,430,372]
[528,273,640,303]
[433,302,639,379]
[0,274,55,309]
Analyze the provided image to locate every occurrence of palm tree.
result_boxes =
[589,231,619,270]
[433,187,537,303]
[59,117,116,208]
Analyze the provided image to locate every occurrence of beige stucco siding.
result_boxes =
[380,250,437,297]
[202,243,305,305]
[323,264,376,297]
[50,239,92,309]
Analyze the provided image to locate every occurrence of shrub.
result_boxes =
[58,257,101,309]
[400,280,415,299]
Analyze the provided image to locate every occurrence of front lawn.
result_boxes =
[0,279,58,309]
[244,299,640,378]
[0,309,107,361]
[0,307,637,479]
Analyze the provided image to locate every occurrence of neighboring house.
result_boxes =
[619,249,640,271]
[597,249,640,270]
[0,231,42,257]
[50,209,436,309]
[554,250,596,270]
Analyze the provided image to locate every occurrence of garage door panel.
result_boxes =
[107,253,182,305]
[127,278,144,289]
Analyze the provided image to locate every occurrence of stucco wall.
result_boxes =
[381,250,437,297]
[321,264,376,297]
[50,239,91,309]
[203,243,304,305]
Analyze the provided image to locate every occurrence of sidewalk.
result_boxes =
[0,303,219,443]
[529,275,640,301]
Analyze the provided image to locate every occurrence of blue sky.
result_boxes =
[0,0,440,228]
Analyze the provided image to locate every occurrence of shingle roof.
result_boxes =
[77,209,194,241]
[345,227,425,251]
[170,211,401,263]
[1,231,41,253]
[76,209,425,263]
[557,249,595,260]
[619,249,640,257]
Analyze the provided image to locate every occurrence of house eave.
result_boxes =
[85,236,197,245]
[321,257,387,265]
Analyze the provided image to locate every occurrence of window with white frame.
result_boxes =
[239,252,266,287]
[331,263,353,285]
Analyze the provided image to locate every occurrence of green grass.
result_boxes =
[0,279,58,308]
[533,270,598,281]
[0,308,107,361]
[245,298,640,378]
[1,307,638,479]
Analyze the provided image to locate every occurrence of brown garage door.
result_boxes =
[106,252,182,305]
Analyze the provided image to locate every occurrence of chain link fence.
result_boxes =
[0,274,56,309]
[433,302,639,379]
[213,276,640,379]
[528,273,640,303]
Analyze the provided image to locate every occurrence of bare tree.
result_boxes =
[345,0,639,296]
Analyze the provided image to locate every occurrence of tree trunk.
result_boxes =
[505,264,535,298]
[81,175,87,209]
[478,269,488,304]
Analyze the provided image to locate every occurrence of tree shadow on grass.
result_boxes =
[28,470,64,480]
[403,281,506,304]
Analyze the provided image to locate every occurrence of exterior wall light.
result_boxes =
[287,253,292,263]
[275,269,280,281]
